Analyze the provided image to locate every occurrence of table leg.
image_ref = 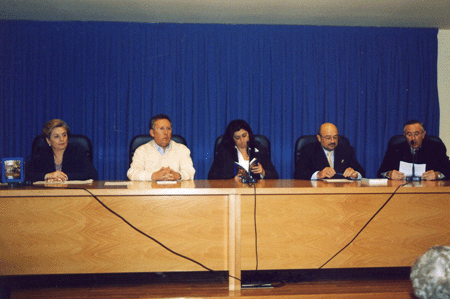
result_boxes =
[228,193,241,291]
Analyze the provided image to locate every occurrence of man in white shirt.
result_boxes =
[127,114,195,181]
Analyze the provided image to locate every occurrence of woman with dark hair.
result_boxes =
[26,119,98,182]
[208,119,278,180]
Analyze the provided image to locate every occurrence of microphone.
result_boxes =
[241,142,257,184]
[407,140,421,181]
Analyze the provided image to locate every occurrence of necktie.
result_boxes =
[327,151,333,168]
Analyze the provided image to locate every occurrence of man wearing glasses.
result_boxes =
[377,120,450,180]
[294,123,365,180]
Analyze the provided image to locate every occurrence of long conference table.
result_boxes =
[1,179,449,291]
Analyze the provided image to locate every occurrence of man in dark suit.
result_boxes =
[294,123,365,180]
[377,120,450,180]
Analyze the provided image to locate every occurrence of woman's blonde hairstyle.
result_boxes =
[42,119,70,139]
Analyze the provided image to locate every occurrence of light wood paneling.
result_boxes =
[1,179,449,293]
[240,192,450,270]
[0,194,228,275]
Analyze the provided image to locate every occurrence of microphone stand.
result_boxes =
[406,142,421,181]
[241,145,257,184]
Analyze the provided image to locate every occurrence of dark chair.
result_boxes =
[31,134,93,162]
[388,134,444,148]
[129,134,187,165]
[294,135,350,169]
[213,135,271,159]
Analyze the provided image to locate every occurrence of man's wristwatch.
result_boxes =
[436,172,442,180]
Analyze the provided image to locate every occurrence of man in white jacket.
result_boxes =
[127,114,195,181]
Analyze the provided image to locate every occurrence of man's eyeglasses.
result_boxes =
[320,135,339,141]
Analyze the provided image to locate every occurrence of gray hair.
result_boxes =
[410,245,450,299]
[403,119,425,133]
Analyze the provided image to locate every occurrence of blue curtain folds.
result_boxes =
[0,21,439,180]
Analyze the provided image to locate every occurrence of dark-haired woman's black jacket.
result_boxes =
[208,141,278,180]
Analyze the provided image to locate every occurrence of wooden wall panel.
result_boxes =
[0,195,228,275]
[240,193,450,270]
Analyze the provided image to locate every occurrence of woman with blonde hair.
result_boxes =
[27,119,98,182]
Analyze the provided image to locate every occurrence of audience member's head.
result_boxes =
[410,245,450,299]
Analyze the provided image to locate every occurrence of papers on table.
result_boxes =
[104,181,133,186]
[156,181,178,184]
[103,181,179,186]
[322,179,353,183]
[33,179,94,185]
[361,178,388,186]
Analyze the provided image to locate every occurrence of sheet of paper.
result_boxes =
[104,181,133,186]
[156,181,178,184]
[322,179,353,183]
[399,161,426,177]
[361,178,388,186]
[33,179,94,185]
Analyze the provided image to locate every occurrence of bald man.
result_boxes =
[294,123,365,180]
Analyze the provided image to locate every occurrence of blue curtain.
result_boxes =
[0,21,439,180]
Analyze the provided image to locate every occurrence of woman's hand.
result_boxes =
[250,163,265,177]
[44,170,68,182]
